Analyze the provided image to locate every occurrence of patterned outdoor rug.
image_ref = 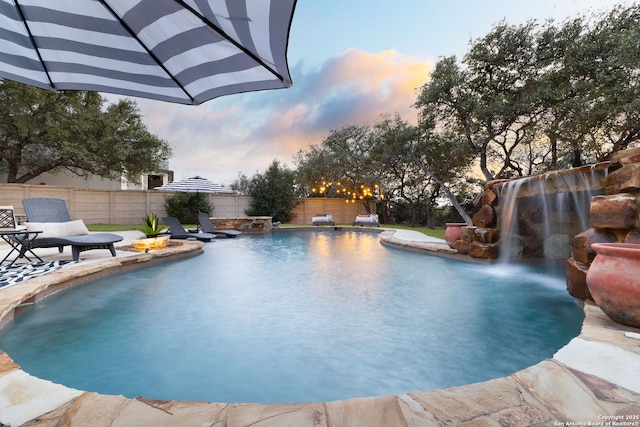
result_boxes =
[0,261,75,289]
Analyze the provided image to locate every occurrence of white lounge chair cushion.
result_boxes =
[354,214,378,223]
[25,219,89,238]
[312,214,333,223]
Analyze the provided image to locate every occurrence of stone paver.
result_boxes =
[408,377,530,425]
[514,360,605,422]
[324,395,408,427]
[379,230,458,254]
[554,338,640,394]
[0,370,83,427]
[0,228,639,426]
[225,402,325,427]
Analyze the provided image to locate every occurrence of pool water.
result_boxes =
[0,230,583,404]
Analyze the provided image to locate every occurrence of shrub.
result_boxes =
[243,160,299,223]
[165,192,212,224]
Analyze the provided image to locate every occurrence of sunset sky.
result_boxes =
[121,0,625,185]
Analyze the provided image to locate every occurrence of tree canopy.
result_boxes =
[295,124,381,211]
[0,80,172,183]
[414,3,640,181]
[295,114,477,225]
[292,3,640,226]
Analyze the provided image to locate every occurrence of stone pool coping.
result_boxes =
[0,229,639,426]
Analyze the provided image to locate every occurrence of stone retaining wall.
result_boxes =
[210,216,272,232]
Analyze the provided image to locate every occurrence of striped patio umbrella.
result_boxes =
[155,176,235,194]
[0,0,297,105]
[156,176,234,225]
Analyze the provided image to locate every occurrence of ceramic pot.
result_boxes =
[444,223,466,249]
[587,243,640,328]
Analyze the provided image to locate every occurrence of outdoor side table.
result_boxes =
[0,230,43,266]
[14,213,27,225]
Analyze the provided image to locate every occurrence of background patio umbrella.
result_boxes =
[156,175,235,223]
[0,0,296,105]
[155,175,235,194]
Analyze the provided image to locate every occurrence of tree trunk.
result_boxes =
[410,153,473,226]
[376,200,390,224]
[410,203,418,227]
[479,149,494,181]
[571,148,583,167]
[548,132,558,170]
[426,187,439,229]
[425,204,435,229]
[437,181,473,226]
[6,161,19,183]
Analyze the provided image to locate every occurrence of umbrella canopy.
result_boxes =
[155,176,235,194]
[0,0,296,105]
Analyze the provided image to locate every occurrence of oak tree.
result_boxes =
[0,81,171,183]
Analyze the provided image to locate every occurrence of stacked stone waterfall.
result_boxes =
[449,147,640,299]
[497,167,605,262]
[453,163,609,262]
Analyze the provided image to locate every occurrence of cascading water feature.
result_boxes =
[467,150,638,301]
[496,164,609,264]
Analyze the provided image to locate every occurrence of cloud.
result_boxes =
[134,49,432,184]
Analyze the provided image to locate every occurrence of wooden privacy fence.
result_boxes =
[0,184,251,224]
[290,198,372,225]
[0,184,373,225]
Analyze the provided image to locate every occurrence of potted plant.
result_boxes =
[140,213,167,238]
[133,213,169,252]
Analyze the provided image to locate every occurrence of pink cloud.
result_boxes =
[134,49,432,183]
[253,49,431,146]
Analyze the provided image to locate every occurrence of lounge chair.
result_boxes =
[20,198,123,261]
[197,212,241,237]
[162,216,217,242]
[352,214,380,227]
[311,214,335,226]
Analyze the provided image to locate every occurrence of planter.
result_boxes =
[132,235,169,252]
[586,242,640,328]
[445,223,466,249]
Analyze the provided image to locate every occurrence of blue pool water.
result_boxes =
[0,230,583,404]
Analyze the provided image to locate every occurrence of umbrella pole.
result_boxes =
[195,190,200,230]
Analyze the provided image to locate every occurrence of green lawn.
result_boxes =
[87,224,142,232]
[277,223,446,239]
[87,224,197,232]
[88,223,445,240]
[382,225,446,240]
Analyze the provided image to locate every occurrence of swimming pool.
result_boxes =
[0,230,583,404]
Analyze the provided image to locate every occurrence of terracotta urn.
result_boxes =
[586,243,640,328]
[444,223,466,249]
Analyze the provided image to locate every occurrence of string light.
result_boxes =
[308,180,381,201]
